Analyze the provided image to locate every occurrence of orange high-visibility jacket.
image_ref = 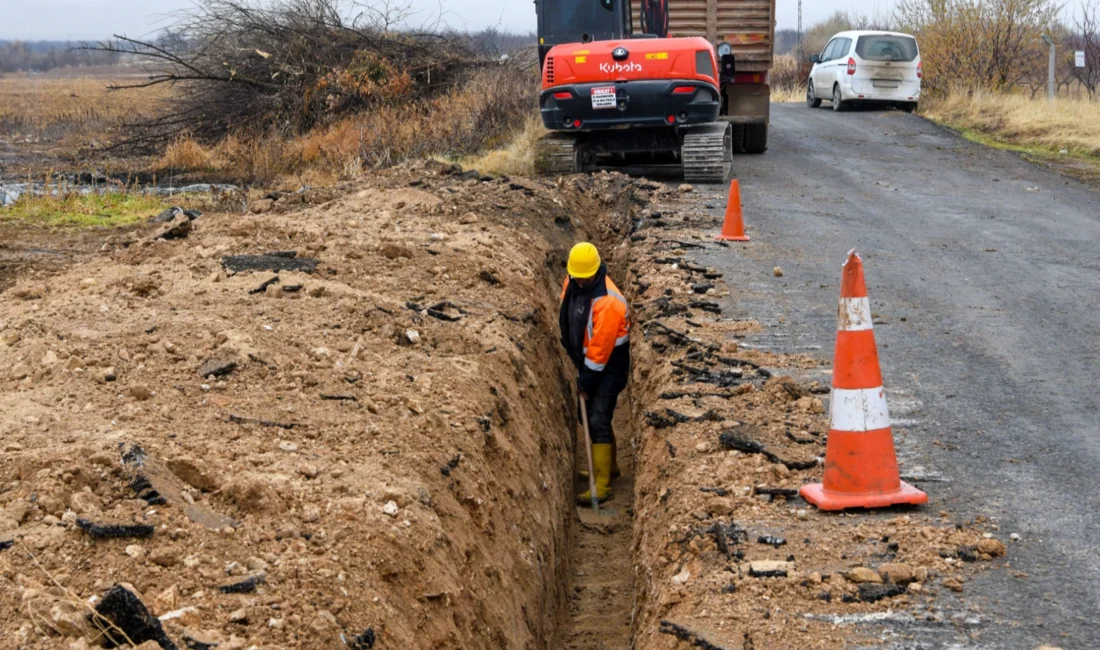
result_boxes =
[560,273,631,375]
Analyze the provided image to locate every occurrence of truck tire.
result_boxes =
[730,124,745,154]
[743,124,768,154]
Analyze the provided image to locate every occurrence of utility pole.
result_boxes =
[797,0,803,62]
[1042,34,1056,101]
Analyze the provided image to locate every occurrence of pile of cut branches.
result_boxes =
[92,0,511,149]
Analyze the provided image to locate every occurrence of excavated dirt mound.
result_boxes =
[0,164,630,649]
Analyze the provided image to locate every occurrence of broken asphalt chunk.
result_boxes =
[718,432,766,455]
[956,545,980,562]
[120,443,237,532]
[228,414,297,429]
[347,628,377,649]
[76,518,155,540]
[857,582,907,602]
[0,538,13,551]
[148,214,192,241]
[658,620,735,650]
[197,358,237,378]
[748,561,793,578]
[94,585,178,650]
[131,474,167,505]
[757,535,787,548]
[181,630,220,650]
[151,207,202,224]
[479,270,501,285]
[249,276,280,295]
[222,253,317,274]
[646,408,723,430]
[219,573,265,594]
[754,487,800,498]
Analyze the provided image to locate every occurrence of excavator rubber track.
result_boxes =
[534,133,583,176]
[681,123,732,184]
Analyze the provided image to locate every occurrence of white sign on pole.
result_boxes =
[1076,50,1086,68]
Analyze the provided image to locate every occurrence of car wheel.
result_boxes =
[806,81,822,108]
[898,102,918,113]
[832,85,846,112]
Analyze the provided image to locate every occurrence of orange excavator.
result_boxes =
[535,0,775,182]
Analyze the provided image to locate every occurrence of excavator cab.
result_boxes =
[538,0,674,64]
[537,0,633,65]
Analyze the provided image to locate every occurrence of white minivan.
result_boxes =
[806,31,922,112]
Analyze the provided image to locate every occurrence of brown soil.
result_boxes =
[0,163,629,649]
[564,398,636,650]
[0,166,1011,650]
[0,225,112,293]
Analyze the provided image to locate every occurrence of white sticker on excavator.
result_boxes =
[591,86,617,109]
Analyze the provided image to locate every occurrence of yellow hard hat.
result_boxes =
[567,242,601,279]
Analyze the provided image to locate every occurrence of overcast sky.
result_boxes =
[14,0,1091,41]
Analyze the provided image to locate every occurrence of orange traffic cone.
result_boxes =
[800,251,928,511]
[717,179,750,242]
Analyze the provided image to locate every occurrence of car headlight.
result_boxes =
[717,43,732,58]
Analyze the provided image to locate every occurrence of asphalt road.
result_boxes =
[691,103,1100,649]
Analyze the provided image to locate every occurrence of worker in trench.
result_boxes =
[559,242,631,503]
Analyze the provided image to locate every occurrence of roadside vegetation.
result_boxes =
[774,0,1100,178]
[154,63,538,186]
[0,190,170,228]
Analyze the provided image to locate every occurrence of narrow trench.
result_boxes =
[562,388,637,650]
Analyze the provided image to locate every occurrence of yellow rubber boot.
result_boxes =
[578,437,621,480]
[578,444,615,504]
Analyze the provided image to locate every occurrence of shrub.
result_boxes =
[896,0,1061,96]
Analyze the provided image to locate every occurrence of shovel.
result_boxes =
[579,396,600,513]
[577,394,617,521]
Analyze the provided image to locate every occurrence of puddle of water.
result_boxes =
[0,181,239,207]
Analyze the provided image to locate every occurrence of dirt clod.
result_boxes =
[977,538,1007,557]
[748,561,793,578]
[847,567,883,584]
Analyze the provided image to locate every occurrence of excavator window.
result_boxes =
[539,0,624,46]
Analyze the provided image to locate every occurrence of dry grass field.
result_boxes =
[925,89,1100,156]
[0,70,169,138]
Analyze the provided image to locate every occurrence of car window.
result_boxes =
[836,38,852,58]
[821,39,838,62]
[855,35,919,62]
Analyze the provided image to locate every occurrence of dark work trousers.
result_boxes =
[583,385,622,445]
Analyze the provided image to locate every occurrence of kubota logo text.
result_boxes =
[600,62,642,73]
